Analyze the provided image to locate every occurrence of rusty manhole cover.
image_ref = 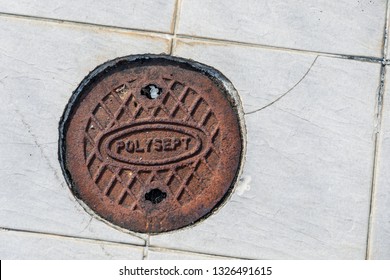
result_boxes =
[59,54,244,233]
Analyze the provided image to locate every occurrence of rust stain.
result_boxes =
[59,54,243,233]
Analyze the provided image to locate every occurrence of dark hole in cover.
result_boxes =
[141,84,162,99]
[145,188,167,204]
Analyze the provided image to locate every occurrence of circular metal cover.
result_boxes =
[59,54,244,233]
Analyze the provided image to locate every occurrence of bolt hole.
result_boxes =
[145,188,167,204]
[141,84,162,99]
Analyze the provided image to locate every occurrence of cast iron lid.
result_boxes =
[59,54,244,233]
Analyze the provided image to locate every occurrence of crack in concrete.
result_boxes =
[78,216,93,234]
[245,55,319,115]
[99,243,113,258]
[13,107,66,189]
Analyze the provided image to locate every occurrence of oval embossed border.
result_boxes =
[97,121,207,167]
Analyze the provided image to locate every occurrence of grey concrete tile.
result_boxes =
[0,16,170,245]
[0,0,176,33]
[178,0,386,57]
[367,69,390,259]
[0,230,144,259]
[149,39,381,259]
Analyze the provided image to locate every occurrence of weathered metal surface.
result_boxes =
[59,55,243,233]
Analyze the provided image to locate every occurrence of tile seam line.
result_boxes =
[169,0,182,55]
[0,12,173,37]
[0,227,146,249]
[176,34,383,63]
[0,227,247,259]
[366,57,387,261]
[0,11,383,63]
[365,0,390,260]
[147,245,251,260]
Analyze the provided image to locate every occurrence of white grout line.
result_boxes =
[147,246,246,260]
[169,0,182,55]
[0,227,145,249]
[1,227,249,259]
[365,0,390,260]
[0,11,383,63]
[0,12,172,39]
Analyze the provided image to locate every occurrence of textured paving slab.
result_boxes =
[149,39,381,259]
[0,230,143,259]
[0,16,170,246]
[368,70,390,259]
[0,1,387,260]
[0,0,176,33]
[177,0,386,57]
